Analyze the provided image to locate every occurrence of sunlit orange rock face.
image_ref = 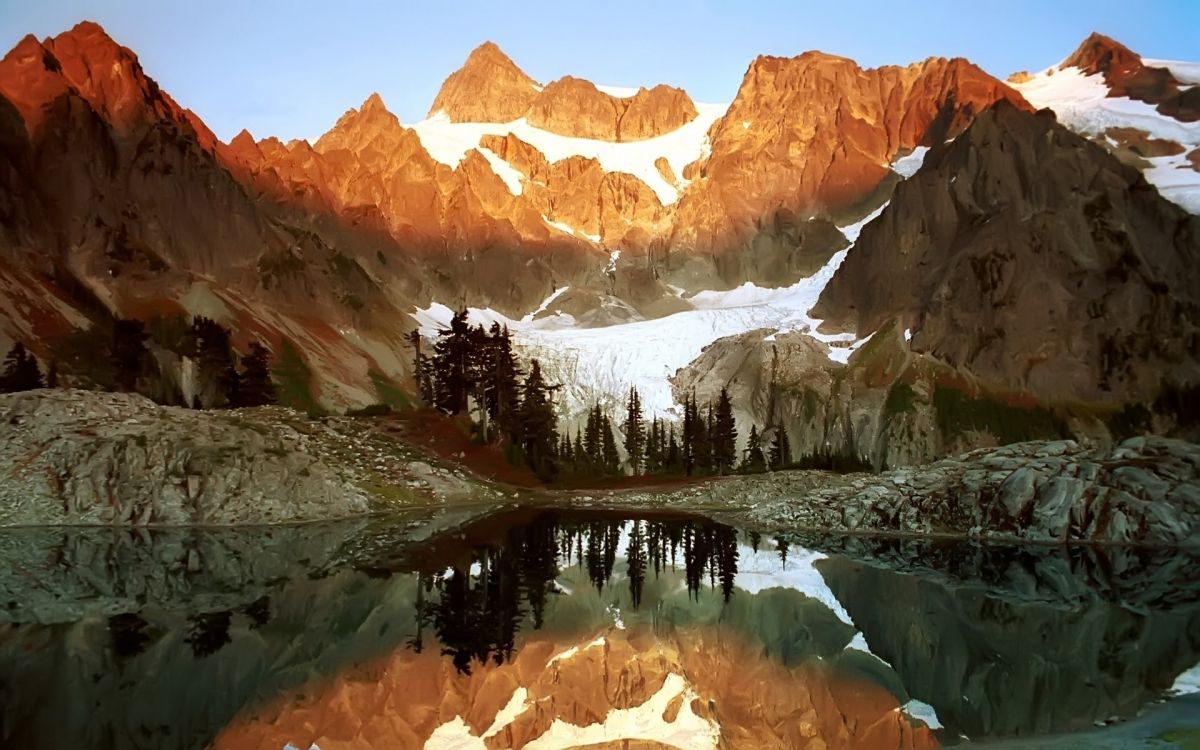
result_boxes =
[667,53,1031,254]
[222,93,564,254]
[429,41,541,124]
[431,42,699,143]
[525,77,699,142]
[1058,32,1198,122]
[210,627,938,750]
[0,20,219,150]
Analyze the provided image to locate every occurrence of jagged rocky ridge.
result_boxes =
[812,101,1200,407]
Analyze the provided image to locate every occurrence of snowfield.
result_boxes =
[410,103,729,207]
[1012,64,1200,214]
[413,203,891,424]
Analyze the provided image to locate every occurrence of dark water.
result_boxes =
[0,507,1198,749]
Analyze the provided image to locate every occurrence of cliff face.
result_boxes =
[812,102,1200,405]
[665,54,1030,262]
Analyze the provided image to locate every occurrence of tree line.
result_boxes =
[1,316,276,409]
[413,309,799,481]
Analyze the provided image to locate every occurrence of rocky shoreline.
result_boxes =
[0,390,508,526]
[599,437,1200,547]
[2,391,1198,547]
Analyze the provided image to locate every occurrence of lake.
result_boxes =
[1,507,1197,749]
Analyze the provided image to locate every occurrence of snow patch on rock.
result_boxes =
[1012,64,1200,213]
[411,104,729,205]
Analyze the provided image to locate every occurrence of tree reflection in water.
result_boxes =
[420,513,748,673]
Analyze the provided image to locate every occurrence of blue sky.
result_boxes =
[2,0,1197,142]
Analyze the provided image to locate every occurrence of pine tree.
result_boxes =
[712,387,738,474]
[666,425,681,473]
[238,341,276,407]
[694,403,713,475]
[221,366,241,407]
[573,431,585,473]
[600,413,620,475]
[0,343,43,393]
[45,359,58,389]
[483,323,521,442]
[559,431,574,469]
[431,309,476,415]
[682,392,697,476]
[769,427,792,470]
[584,404,603,473]
[517,360,558,479]
[405,329,434,405]
[622,386,645,475]
[189,317,237,407]
[644,418,661,474]
[111,319,149,393]
[742,424,766,473]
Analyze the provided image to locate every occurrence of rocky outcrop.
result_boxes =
[664,53,1030,267]
[428,41,540,123]
[0,389,371,524]
[432,42,699,141]
[612,437,1200,546]
[0,390,511,525]
[813,102,1200,406]
[1060,33,1198,122]
[527,77,699,142]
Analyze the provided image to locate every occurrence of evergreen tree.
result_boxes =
[0,343,43,393]
[483,324,522,442]
[573,431,585,474]
[189,317,237,407]
[695,403,714,475]
[769,427,792,470]
[584,404,603,474]
[712,387,738,474]
[682,392,697,476]
[45,359,58,389]
[666,425,681,473]
[622,386,645,475]
[517,360,558,479]
[238,341,276,407]
[644,418,661,474]
[600,412,620,475]
[559,431,575,469]
[405,329,435,405]
[111,319,149,393]
[742,424,767,473]
[431,309,476,415]
[221,366,241,408]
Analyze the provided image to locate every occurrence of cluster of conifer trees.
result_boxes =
[0,342,55,393]
[414,310,797,480]
[184,317,276,408]
[409,310,560,479]
[1,316,276,409]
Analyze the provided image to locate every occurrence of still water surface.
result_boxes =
[0,507,1197,749]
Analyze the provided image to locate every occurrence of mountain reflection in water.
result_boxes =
[0,509,1196,749]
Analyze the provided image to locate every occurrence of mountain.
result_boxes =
[0,22,427,407]
[0,21,1198,461]
[430,41,700,142]
[812,101,1200,406]
[664,53,1031,283]
[1009,33,1200,213]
